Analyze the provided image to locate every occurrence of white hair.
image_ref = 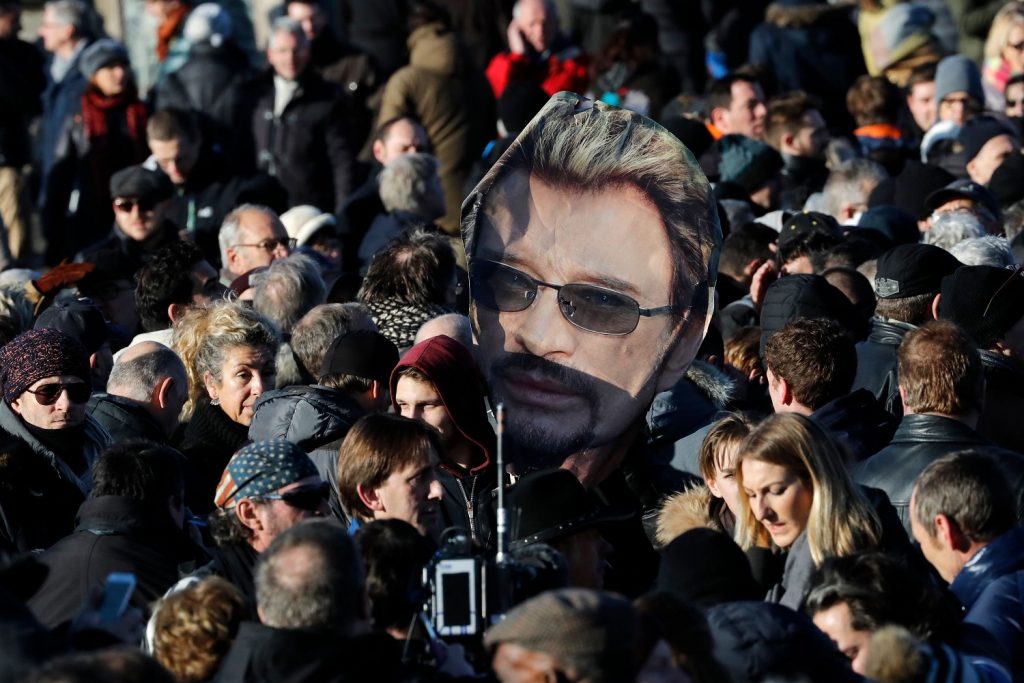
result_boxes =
[379,153,444,218]
[823,159,888,221]
[948,235,1016,267]
[268,16,308,50]
[924,210,986,252]
[513,0,558,20]
[218,204,280,269]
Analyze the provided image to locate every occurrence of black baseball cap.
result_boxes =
[874,243,962,299]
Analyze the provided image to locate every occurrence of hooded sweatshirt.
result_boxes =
[390,335,498,547]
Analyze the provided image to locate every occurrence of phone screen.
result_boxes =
[98,572,136,623]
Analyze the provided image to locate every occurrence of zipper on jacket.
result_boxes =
[455,475,478,543]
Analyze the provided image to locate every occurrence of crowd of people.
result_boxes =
[2,0,1024,680]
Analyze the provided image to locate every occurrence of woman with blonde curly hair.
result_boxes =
[152,577,246,683]
[983,2,1024,107]
[735,413,882,609]
[173,300,279,515]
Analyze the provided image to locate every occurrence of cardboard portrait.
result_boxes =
[461,92,722,487]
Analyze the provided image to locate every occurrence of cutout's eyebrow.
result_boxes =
[474,252,643,298]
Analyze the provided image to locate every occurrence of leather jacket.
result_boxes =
[852,318,916,417]
[855,414,1024,535]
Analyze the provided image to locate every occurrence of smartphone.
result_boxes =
[98,572,136,623]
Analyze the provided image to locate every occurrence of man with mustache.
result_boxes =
[461,93,721,592]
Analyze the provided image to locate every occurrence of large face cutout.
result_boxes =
[462,93,720,485]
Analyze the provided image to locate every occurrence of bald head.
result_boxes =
[107,342,188,436]
[414,314,474,351]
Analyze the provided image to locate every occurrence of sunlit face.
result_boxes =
[966,134,1020,185]
[706,443,743,519]
[724,80,767,140]
[551,527,613,589]
[248,474,327,551]
[1004,25,1024,73]
[267,29,309,81]
[374,119,430,165]
[909,491,960,583]
[790,110,829,159]
[204,345,276,426]
[92,63,128,97]
[38,6,73,53]
[225,210,291,277]
[113,195,171,242]
[286,1,324,41]
[812,602,872,675]
[907,80,936,132]
[473,172,698,483]
[395,375,458,447]
[148,136,200,184]
[741,458,813,549]
[10,375,88,430]
[516,0,556,53]
[371,447,444,541]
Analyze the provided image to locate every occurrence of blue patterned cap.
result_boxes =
[214,439,319,509]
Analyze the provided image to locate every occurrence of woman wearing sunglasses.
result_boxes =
[173,301,280,517]
[735,413,882,609]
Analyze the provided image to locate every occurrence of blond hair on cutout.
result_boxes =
[733,413,881,565]
[984,2,1024,62]
[171,299,279,419]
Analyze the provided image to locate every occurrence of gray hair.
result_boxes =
[255,521,364,631]
[822,159,888,221]
[218,204,279,269]
[252,254,327,335]
[512,0,557,20]
[268,16,308,50]
[949,235,1016,267]
[1003,199,1024,241]
[378,153,444,218]
[290,303,376,378]
[924,210,986,252]
[414,313,474,350]
[45,0,89,32]
[107,346,188,402]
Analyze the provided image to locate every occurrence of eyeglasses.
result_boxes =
[262,482,329,511]
[25,382,90,406]
[233,237,296,252]
[469,259,678,336]
[982,266,1024,318]
[113,198,157,214]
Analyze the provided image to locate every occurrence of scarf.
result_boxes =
[156,3,190,62]
[80,88,147,142]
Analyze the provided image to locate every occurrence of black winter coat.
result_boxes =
[0,36,45,168]
[852,318,916,417]
[248,385,365,520]
[978,351,1024,453]
[176,401,250,517]
[26,496,207,629]
[242,69,353,214]
[811,389,899,462]
[86,393,168,444]
[854,414,1024,535]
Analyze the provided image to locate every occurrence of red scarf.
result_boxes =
[79,87,149,218]
[80,88,147,142]
[156,4,190,62]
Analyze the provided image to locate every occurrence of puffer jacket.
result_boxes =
[852,318,916,417]
[855,414,1024,535]
[86,393,167,444]
[378,22,495,233]
[951,526,1024,679]
[248,385,364,520]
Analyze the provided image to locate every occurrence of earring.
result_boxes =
[210,398,220,406]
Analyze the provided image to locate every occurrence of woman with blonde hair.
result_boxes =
[983,2,1024,107]
[735,413,882,608]
[173,300,279,515]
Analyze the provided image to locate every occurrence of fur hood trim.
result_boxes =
[685,360,736,410]
[656,485,720,547]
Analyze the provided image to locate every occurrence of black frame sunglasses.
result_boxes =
[469,259,678,336]
[113,198,158,214]
[25,382,90,406]
[262,482,329,511]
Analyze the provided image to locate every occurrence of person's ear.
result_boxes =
[899,384,908,414]
[778,376,794,406]
[934,513,969,552]
[710,106,729,130]
[931,292,942,321]
[154,375,176,408]
[235,499,263,532]
[782,132,796,150]
[168,302,186,324]
[706,476,723,499]
[356,483,385,513]
[9,396,23,416]
[372,139,386,165]
[89,351,99,371]
[966,158,978,182]
[203,371,219,402]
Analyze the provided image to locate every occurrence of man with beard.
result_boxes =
[461,92,721,593]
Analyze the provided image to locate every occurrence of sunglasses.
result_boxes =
[469,259,677,336]
[113,198,157,214]
[25,382,90,406]
[262,482,329,511]
[233,237,297,252]
[982,266,1024,318]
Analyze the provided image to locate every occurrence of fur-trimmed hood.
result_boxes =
[656,485,723,547]
[647,360,736,444]
[685,360,736,410]
[764,1,856,28]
